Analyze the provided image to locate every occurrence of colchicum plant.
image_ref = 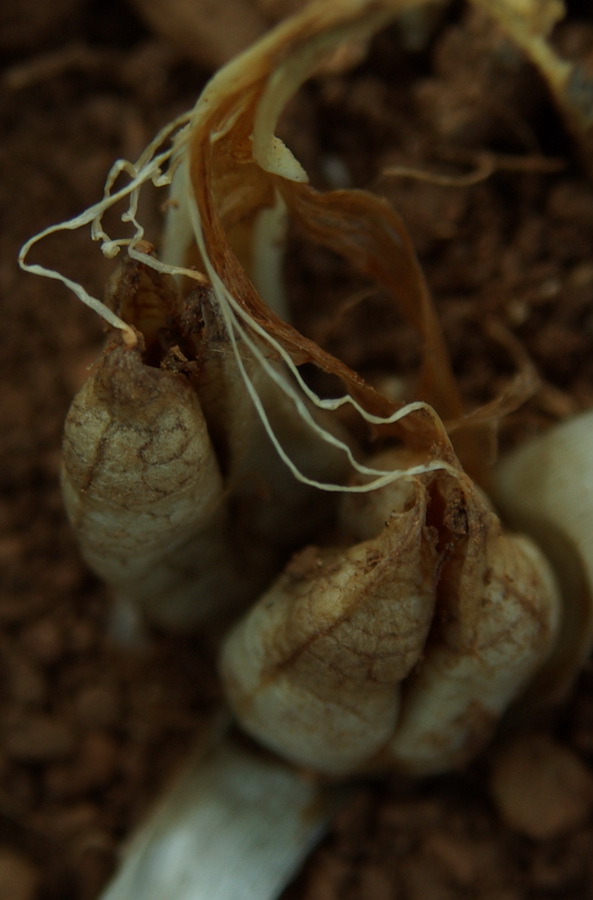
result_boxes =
[19,0,593,897]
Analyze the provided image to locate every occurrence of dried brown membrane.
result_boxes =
[21,0,593,775]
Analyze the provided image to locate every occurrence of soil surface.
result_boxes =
[2,1,593,898]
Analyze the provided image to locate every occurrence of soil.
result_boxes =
[1,1,593,898]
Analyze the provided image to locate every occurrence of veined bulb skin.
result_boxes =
[60,322,353,633]
[220,451,562,777]
[61,339,249,631]
[60,256,356,636]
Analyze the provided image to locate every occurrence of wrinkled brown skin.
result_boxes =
[184,1,463,459]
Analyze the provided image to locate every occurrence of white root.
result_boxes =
[100,733,341,900]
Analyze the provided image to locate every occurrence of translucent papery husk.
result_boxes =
[170,0,542,485]
[156,0,593,492]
